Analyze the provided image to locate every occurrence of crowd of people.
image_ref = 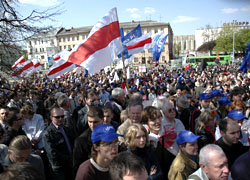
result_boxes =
[0,62,249,180]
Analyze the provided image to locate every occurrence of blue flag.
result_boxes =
[152,34,168,62]
[118,24,142,59]
[239,40,250,73]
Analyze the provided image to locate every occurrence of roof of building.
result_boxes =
[56,20,171,36]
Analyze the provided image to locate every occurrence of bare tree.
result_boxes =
[0,0,63,72]
[0,0,63,44]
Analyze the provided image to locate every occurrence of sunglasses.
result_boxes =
[52,115,65,119]
[167,108,175,113]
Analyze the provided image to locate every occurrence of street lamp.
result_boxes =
[232,20,236,61]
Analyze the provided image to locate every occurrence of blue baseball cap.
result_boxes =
[91,124,122,144]
[227,110,245,121]
[176,131,200,146]
[218,97,232,106]
[210,90,223,98]
[199,93,212,100]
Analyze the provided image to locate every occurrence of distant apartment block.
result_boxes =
[173,35,195,56]
[26,29,58,69]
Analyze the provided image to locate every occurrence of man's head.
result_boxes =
[199,144,229,180]
[0,162,45,180]
[176,95,189,111]
[199,93,211,109]
[229,87,244,102]
[87,105,104,131]
[176,130,200,158]
[109,151,148,180]
[219,117,241,146]
[0,106,8,122]
[85,89,100,106]
[128,102,143,123]
[8,135,32,163]
[111,88,125,106]
[5,107,24,128]
[91,124,121,166]
[102,106,114,124]
[50,106,65,127]
[57,94,70,110]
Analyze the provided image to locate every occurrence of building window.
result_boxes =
[147,28,151,33]
[77,35,79,40]
[148,48,152,53]
[41,55,44,59]
[35,48,37,53]
[63,37,66,42]
[68,45,71,49]
[59,46,62,51]
[64,45,66,49]
[134,57,139,62]
[154,28,158,33]
[29,41,32,46]
[67,37,70,41]
[72,36,75,41]
[162,47,165,52]
[59,38,61,42]
[162,56,165,61]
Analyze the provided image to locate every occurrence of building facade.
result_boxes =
[173,35,195,57]
[26,29,58,69]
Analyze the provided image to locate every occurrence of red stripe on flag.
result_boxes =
[67,21,120,65]
[54,56,60,61]
[17,62,33,75]
[127,38,152,50]
[12,58,25,69]
[34,63,41,68]
[48,62,73,76]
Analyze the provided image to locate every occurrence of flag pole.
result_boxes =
[121,52,131,98]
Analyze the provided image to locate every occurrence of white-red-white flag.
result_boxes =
[12,56,25,70]
[32,59,42,72]
[67,8,123,75]
[126,33,152,55]
[53,49,69,61]
[12,60,34,78]
[48,51,76,79]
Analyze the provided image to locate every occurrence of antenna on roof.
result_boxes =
[159,14,162,22]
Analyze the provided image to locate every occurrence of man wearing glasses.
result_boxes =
[75,124,121,180]
[43,106,75,180]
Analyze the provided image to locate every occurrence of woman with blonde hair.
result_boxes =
[125,124,162,180]
[196,110,216,149]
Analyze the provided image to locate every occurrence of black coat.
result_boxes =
[73,128,92,177]
[197,127,215,150]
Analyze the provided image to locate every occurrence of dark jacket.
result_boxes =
[0,127,26,146]
[76,106,89,135]
[42,123,75,170]
[197,127,215,150]
[129,147,162,180]
[231,150,250,180]
[176,108,191,130]
[73,128,92,177]
[155,137,176,180]
[215,137,248,169]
